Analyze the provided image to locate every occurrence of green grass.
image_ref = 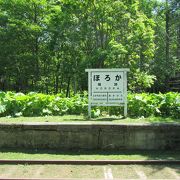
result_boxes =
[0,149,179,179]
[0,115,179,124]
[0,149,179,160]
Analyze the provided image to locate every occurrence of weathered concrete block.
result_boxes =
[0,122,179,150]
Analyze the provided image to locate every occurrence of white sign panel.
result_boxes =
[85,69,130,118]
[91,71,124,104]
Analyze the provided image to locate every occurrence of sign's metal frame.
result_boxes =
[85,68,130,118]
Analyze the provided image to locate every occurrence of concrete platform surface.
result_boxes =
[0,164,179,179]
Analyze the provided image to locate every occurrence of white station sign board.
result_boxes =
[85,69,129,118]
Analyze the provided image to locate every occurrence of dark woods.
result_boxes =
[0,0,179,95]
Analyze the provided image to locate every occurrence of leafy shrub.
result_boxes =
[129,69,156,92]
[128,92,180,118]
[0,91,179,118]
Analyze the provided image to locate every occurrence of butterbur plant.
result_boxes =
[0,91,179,118]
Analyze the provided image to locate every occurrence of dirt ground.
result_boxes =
[0,164,179,179]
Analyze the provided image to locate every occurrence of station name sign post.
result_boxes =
[85,69,130,118]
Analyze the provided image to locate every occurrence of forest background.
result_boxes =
[0,0,179,96]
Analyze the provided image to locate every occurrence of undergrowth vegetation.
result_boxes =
[0,91,179,119]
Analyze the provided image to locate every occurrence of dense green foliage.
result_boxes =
[0,0,179,119]
[128,92,180,118]
[0,91,179,118]
[0,91,88,117]
[0,0,179,94]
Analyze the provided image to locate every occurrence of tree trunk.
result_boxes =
[165,0,170,90]
[66,76,71,98]
[177,25,180,60]
[33,3,40,87]
[59,75,63,94]
[166,0,170,73]
[54,63,60,94]
[73,74,77,94]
